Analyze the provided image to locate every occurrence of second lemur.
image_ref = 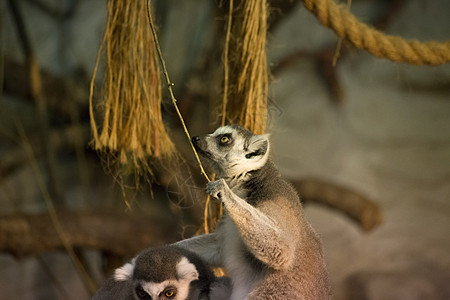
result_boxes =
[92,245,231,300]
[176,125,331,299]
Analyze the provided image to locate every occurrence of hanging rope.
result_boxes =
[221,0,269,135]
[221,0,234,127]
[303,0,450,65]
[89,1,177,177]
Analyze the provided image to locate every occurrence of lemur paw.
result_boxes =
[206,179,230,201]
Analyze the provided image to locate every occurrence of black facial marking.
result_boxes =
[135,285,151,300]
[245,141,268,159]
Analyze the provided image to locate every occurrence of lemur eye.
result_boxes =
[220,136,230,143]
[164,289,175,298]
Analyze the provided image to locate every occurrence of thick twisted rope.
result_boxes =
[303,0,450,65]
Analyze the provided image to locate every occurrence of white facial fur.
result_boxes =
[139,279,187,299]
[205,125,270,178]
[176,257,199,282]
[114,258,136,281]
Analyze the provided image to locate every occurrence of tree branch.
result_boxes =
[0,211,179,257]
[291,178,383,231]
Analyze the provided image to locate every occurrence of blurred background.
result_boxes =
[1,0,449,299]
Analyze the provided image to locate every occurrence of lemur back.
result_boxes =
[177,125,331,299]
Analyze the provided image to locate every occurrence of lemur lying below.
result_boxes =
[92,245,231,300]
[176,125,332,299]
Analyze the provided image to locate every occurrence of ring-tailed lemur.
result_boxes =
[176,125,331,299]
[92,245,231,300]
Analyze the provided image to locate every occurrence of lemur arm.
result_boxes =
[174,233,222,267]
[207,179,294,270]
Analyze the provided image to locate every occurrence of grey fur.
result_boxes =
[177,125,332,299]
[92,245,231,300]
[92,278,135,300]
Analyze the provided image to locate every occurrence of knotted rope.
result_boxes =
[303,0,450,65]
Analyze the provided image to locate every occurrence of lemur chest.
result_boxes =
[218,216,265,298]
[219,217,246,267]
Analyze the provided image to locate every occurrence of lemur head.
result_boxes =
[113,246,203,300]
[192,125,270,178]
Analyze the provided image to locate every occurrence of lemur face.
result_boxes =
[192,125,269,177]
[114,248,199,300]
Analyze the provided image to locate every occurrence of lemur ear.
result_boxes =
[114,258,136,281]
[245,134,270,159]
[177,257,199,282]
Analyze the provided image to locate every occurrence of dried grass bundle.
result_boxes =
[221,0,269,134]
[89,0,176,175]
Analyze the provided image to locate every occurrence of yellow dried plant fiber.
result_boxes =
[221,0,269,135]
[89,1,176,175]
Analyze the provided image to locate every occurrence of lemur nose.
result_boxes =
[192,136,200,143]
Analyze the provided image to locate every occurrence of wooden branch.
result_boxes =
[0,211,179,258]
[291,178,383,231]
